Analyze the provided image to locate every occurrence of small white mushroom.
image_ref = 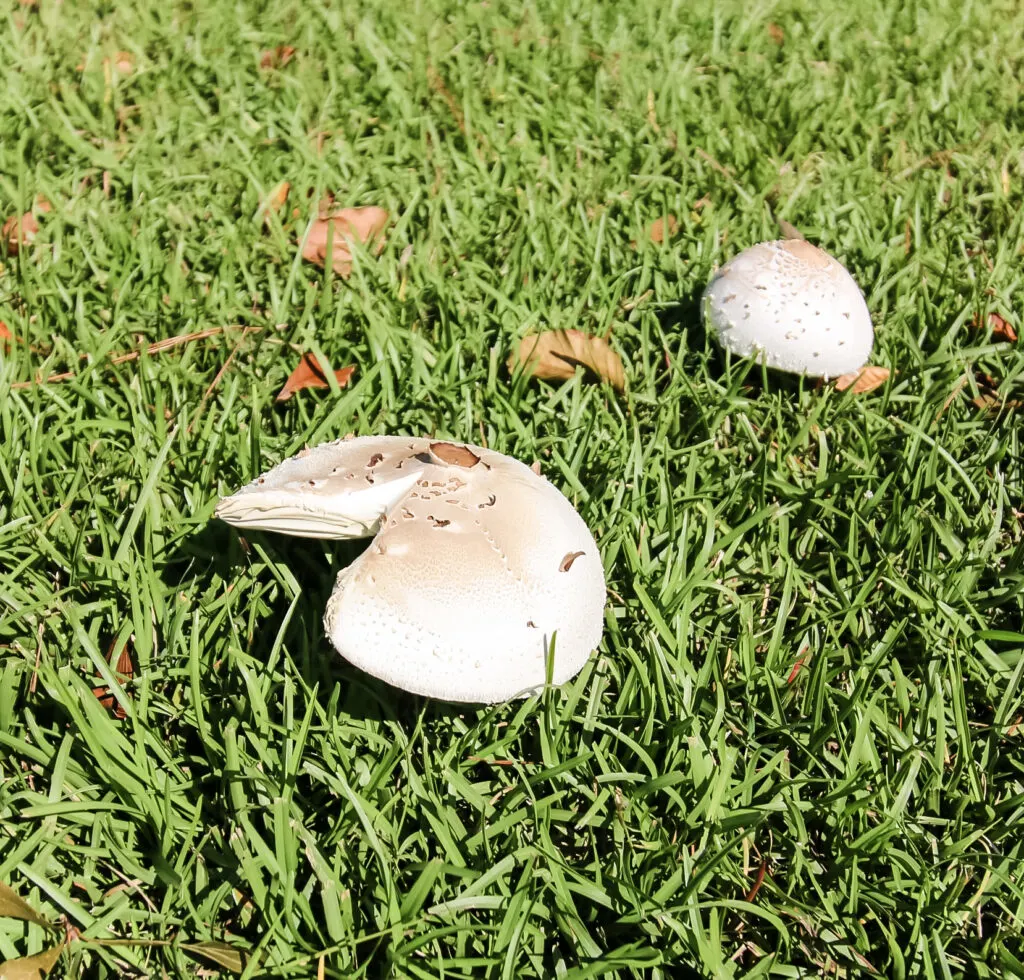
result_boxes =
[215,436,606,703]
[701,240,874,379]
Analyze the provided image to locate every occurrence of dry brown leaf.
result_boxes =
[767,23,785,45]
[276,354,356,401]
[0,944,65,980]
[429,442,480,468]
[973,393,1023,414]
[91,641,135,720]
[509,330,625,391]
[260,46,296,70]
[834,365,890,394]
[300,205,389,278]
[975,311,1018,343]
[260,181,290,223]
[648,215,678,244]
[0,321,17,351]
[2,212,38,256]
[776,217,806,241]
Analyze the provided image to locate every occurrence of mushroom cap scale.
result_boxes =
[215,436,606,703]
[701,240,874,379]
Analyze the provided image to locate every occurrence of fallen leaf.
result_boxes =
[973,312,1017,343]
[2,213,38,256]
[300,205,389,278]
[260,181,290,224]
[0,322,18,352]
[834,365,890,394]
[276,354,356,402]
[259,46,296,70]
[767,22,785,45]
[429,442,480,468]
[0,944,64,980]
[91,641,134,720]
[180,940,251,974]
[34,195,52,214]
[509,330,625,391]
[647,215,678,244]
[973,393,1022,414]
[0,884,51,927]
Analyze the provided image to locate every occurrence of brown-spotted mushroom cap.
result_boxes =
[214,436,606,703]
[701,240,874,379]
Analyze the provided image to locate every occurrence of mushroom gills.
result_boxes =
[214,467,424,539]
[215,435,606,703]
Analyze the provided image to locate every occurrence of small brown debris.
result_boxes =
[559,551,585,572]
[260,45,296,70]
[0,321,17,351]
[972,311,1017,343]
[775,216,805,241]
[260,180,290,223]
[767,22,785,45]
[834,365,890,394]
[300,205,389,278]
[530,460,542,476]
[92,641,135,719]
[276,354,356,402]
[429,442,480,468]
[647,214,678,245]
[430,517,451,527]
[2,212,38,256]
[509,329,625,392]
[367,453,384,467]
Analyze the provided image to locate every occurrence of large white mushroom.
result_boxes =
[701,240,874,378]
[214,436,606,703]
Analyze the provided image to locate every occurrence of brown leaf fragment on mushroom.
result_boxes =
[2,212,38,256]
[300,205,389,278]
[429,442,480,468]
[276,354,356,402]
[834,365,890,394]
[509,329,625,392]
[259,45,296,70]
[559,551,585,572]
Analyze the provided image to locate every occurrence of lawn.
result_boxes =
[1,0,1023,976]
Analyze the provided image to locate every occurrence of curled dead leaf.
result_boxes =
[2,212,38,256]
[834,365,890,394]
[276,354,356,401]
[973,393,1022,414]
[509,329,625,392]
[300,205,389,278]
[429,442,480,468]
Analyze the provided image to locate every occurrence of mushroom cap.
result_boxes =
[701,240,873,378]
[215,436,606,703]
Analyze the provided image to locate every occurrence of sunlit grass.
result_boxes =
[1,0,1023,976]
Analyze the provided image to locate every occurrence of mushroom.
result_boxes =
[701,240,874,378]
[214,436,606,703]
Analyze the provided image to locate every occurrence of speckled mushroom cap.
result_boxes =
[701,240,874,378]
[215,436,606,703]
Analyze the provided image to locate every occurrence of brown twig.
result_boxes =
[11,326,261,390]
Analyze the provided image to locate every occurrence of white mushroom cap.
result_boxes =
[701,240,874,378]
[215,436,606,703]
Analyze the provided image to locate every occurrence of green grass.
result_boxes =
[1,0,1023,975]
